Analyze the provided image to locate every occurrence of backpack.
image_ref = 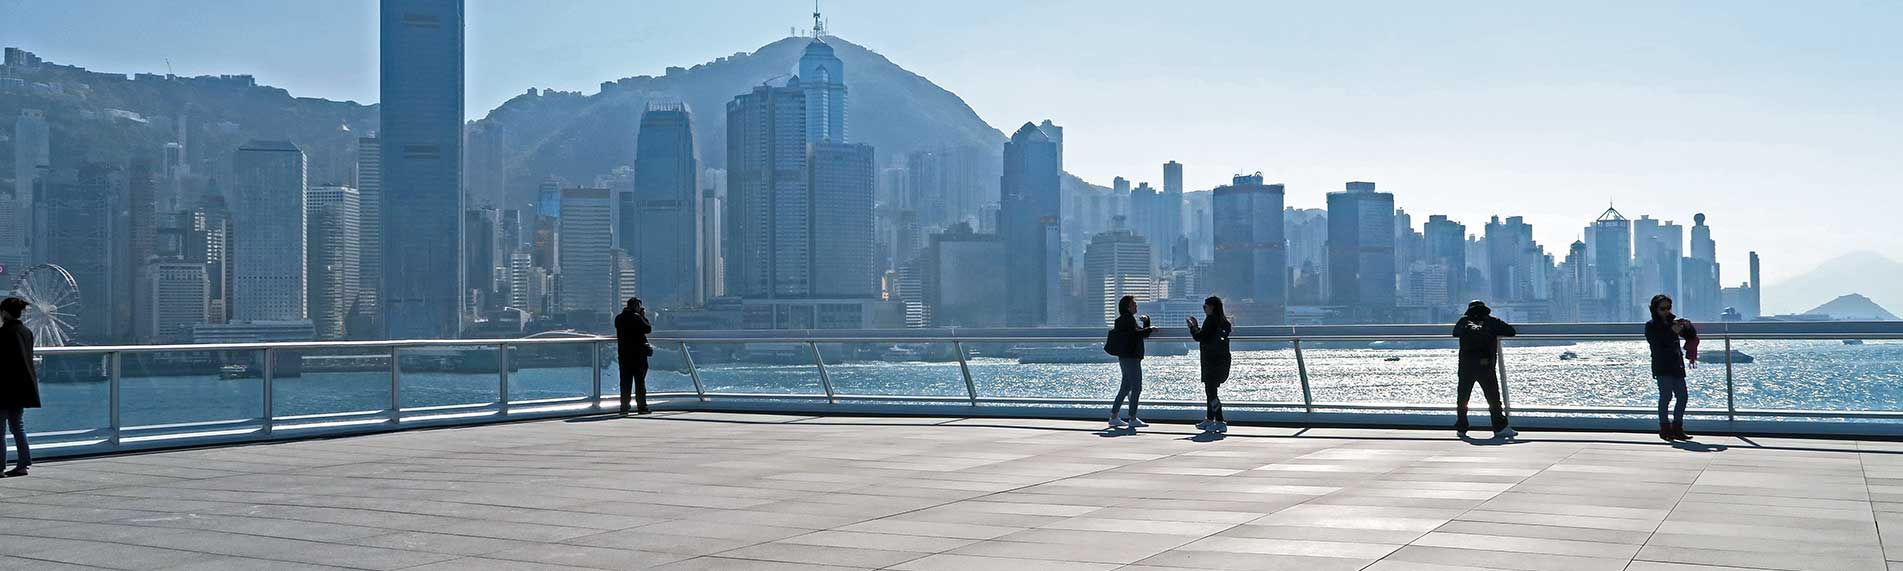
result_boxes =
[1103,329,1122,357]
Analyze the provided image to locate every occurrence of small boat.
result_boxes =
[881,345,926,362]
[1559,351,1579,361]
[1715,350,1755,364]
[219,364,252,379]
[1382,356,1401,362]
[1845,339,1865,345]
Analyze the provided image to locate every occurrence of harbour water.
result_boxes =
[20,339,1903,442]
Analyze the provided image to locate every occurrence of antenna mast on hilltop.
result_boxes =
[813,0,826,38]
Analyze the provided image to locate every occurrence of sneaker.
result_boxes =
[1213,421,1228,433]
[1494,427,1518,439]
[1196,419,1213,430]
[1127,418,1149,428]
[1108,417,1128,429]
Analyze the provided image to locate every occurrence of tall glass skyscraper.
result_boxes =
[628,104,702,309]
[379,0,464,339]
[231,140,309,323]
[1326,181,1396,322]
[1211,173,1286,323]
[999,122,1061,326]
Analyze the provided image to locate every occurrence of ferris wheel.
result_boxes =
[12,264,81,347]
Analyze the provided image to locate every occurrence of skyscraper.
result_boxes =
[1084,228,1154,325]
[999,122,1062,326]
[3,109,49,288]
[1423,215,1467,305]
[1682,213,1720,321]
[124,158,160,341]
[354,136,382,326]
[44,166,114,342]
[809,142,877,298]
[379,0,464,339]
[799,37,847,144]
[1588,206,1633,322]
[1211,173,1287,323]
[1161,161,1185,268]
[307,185,361,339]
[145,261,209,343]
[463,207,497,313]
[1326,181,1396,321]
[726,80,809,298]
[628,103,703,309]
[556,187,614,315]
[923,223,1005,327]
[231,140,309,323]
[701,167,726,298]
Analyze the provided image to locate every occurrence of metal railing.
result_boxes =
[12,320,1903,459]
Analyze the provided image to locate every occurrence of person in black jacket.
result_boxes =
[1645,294,1699,442]
[1106,295,1156,429]
[0,297,38,477]
[1187,296,1232,433]
[615,298,654,415]
[1453,300,1517,439]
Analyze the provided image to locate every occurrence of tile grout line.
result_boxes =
[1620,437,1724,570]
[1359,437,1596,571]
[1860,442,1890,566]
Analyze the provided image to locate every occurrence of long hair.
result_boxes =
[1118,295,1137,315]
[1203,295,1224,318]
[1649,294,1673,321]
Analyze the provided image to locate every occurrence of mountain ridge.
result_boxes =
[1766,250,1903,316]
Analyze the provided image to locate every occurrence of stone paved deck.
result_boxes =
[3,412,1902,570]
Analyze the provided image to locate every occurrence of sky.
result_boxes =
[5,0,1901,310]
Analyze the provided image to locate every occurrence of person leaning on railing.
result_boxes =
[1453,300,1517,440]
[0,296,38,478]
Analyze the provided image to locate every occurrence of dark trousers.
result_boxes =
[1111,357,1143,419]
[619,355,649,413]
[1456,361,1507,430]
[2,407,26,469]
[1202,357,1230,422]
[1656,373,1688,424]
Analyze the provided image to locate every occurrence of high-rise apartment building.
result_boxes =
[556,187,614,314]
[1084,228,1153,325]
[232,140,308,323]
[379,0,464,338]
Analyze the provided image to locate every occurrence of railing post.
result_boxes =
[954,340,978,406]
[497,343,511,416]
[1293,339,1313,414]
[1496,339,1512,417]
[681,341,708,402]
[261,348,275,437]
[591,341,604,410]
[810,341,836,404]
[107,352,121,447]
[388,346,402,424]
[1723,327,1736,422]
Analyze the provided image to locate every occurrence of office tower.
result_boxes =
[701,167,725,298]
[379,0,465,339]
[1423,215,1466,305]
[145,262,209,343]
[1038,120,1063,166]
[556,187,614,313]
[536,176,563,219]
[506,252,533,312]
[1631,216,1683,304]
[186,196,233,323]
[1326,182,1396,321]
[1084,228,1153,325]
[3,109,49,287]
[462,122,506,208]
[1393,209,1422,306]
[1748,251,1762,319]
[463,207,497,313]
[1587,206,1633,322]
[922,222,1005,327]
[307,186,361,339]
[810,142,877,297]
[627,103,703,309]
[1681,213,1720,320]
[354,136,382,323]
[1185,191,1213,263]
[1211,173,1287,323]
[1161,161,1185,268]
[497,208,522,256]
[999,122,1062,326]
[725,81,808,298]
[123,158,159,341]
[1484,215,1543,302]
[43,166,114,342]
[612,248,638,304]
[893,259,929,327]
[799,37,847,144]
[1285,207,1329,305]
[1128,182,1161,256]
[232,140,309,322]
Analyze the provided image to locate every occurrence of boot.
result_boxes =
[1671,421,1692,441]
[1659,422,1674,442]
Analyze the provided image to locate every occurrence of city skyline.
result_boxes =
[5,2,1898,290]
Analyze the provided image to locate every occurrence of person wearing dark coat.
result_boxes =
[1187,296,1232,433]
[1105,295,1156,429]
[614,298,654,415]
[0,297,38,477]
[1453,300,1517,439]
[1645,294,1700,442]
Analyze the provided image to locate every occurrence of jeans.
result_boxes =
[2,407,26,469]
[1111,357,1143,419]
[1656,373,1688,424]
[619,355,649,413]
[1456,361,1507,430]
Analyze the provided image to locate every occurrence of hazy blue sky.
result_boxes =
[6,0,1900,309]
